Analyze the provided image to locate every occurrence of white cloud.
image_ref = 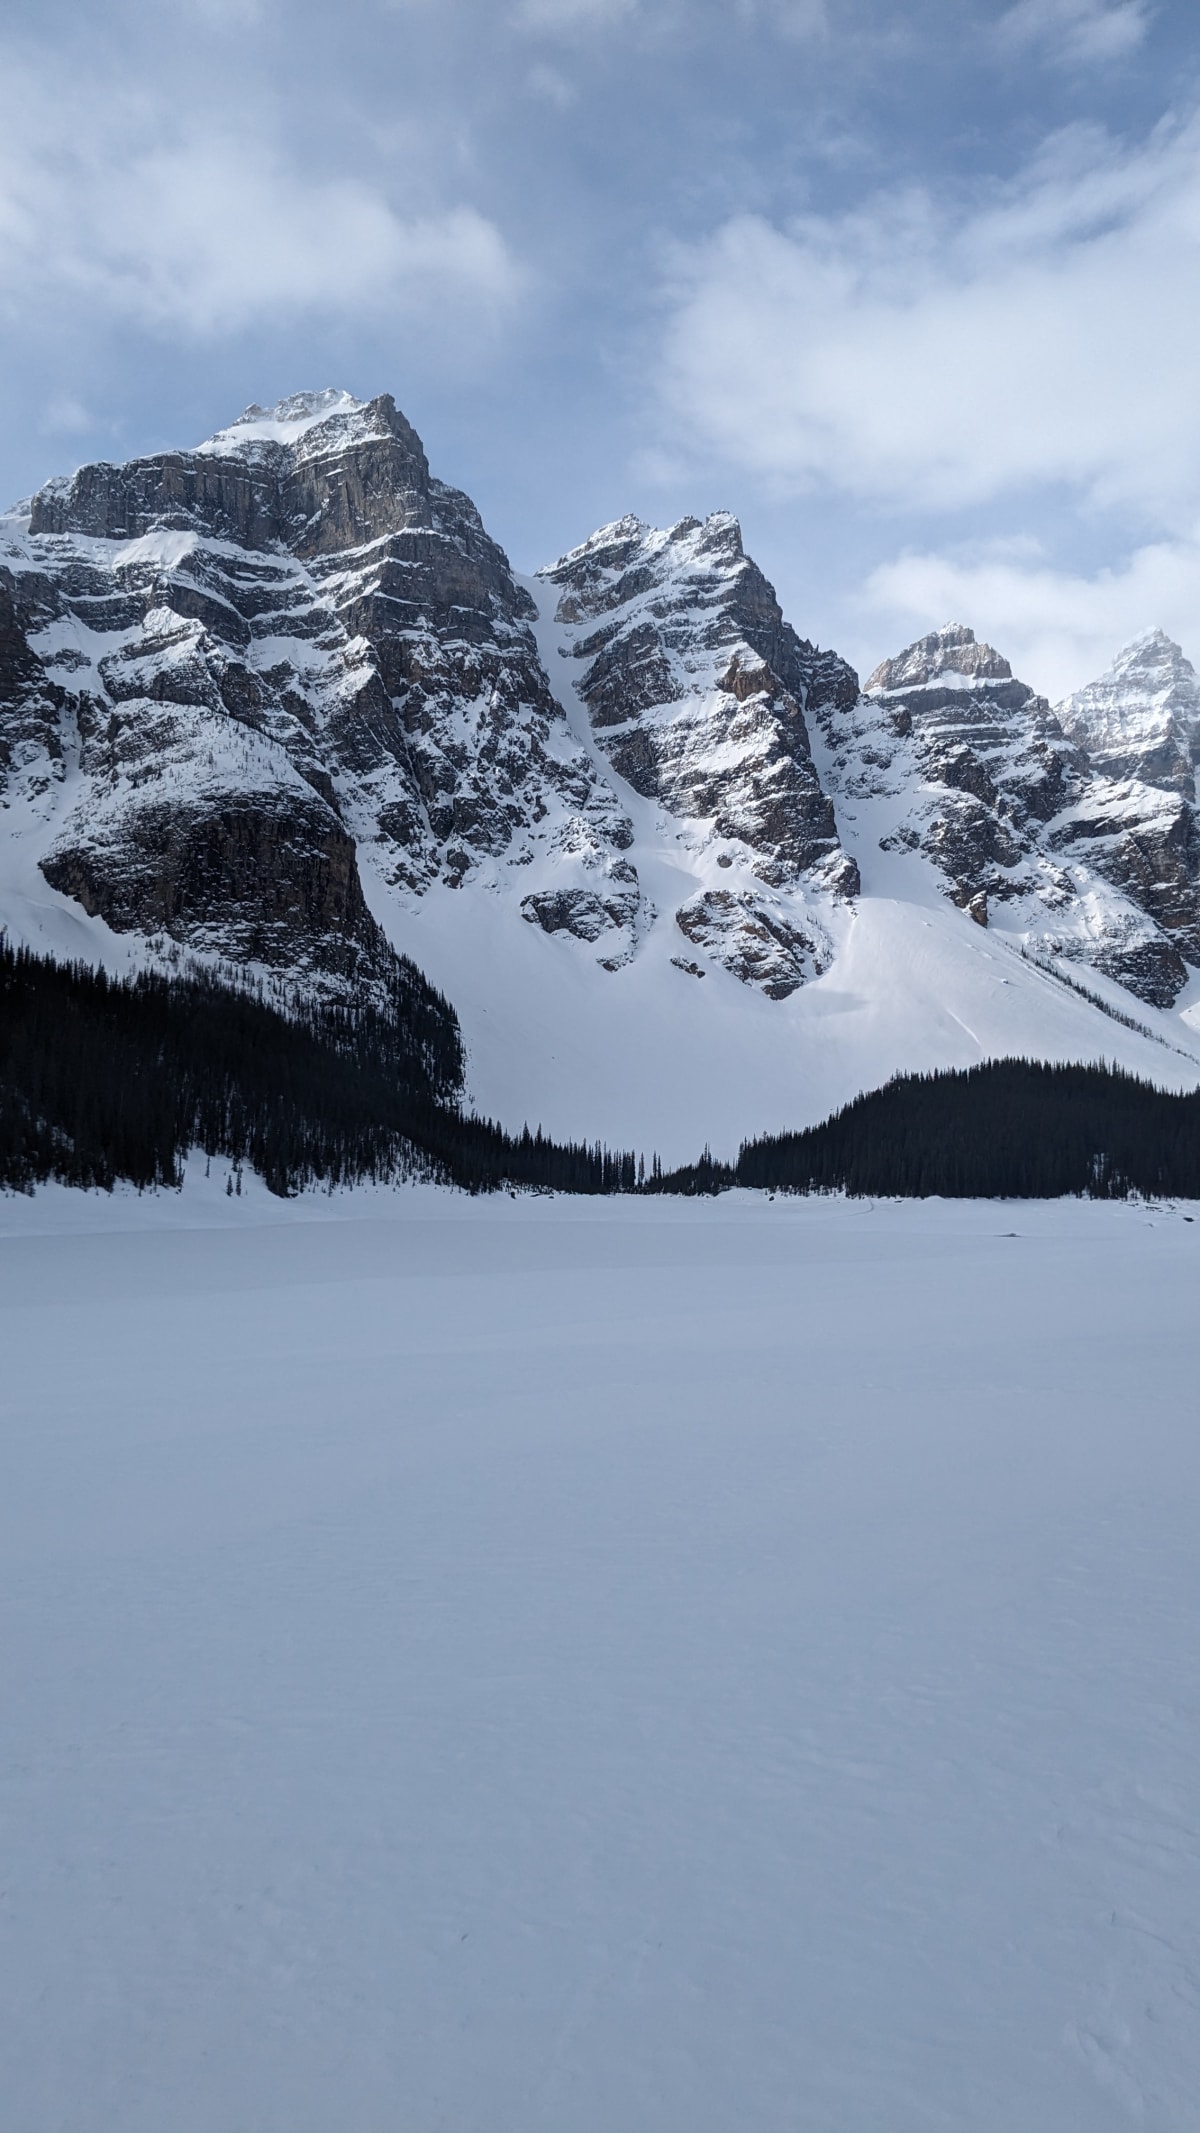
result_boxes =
[41,396,94,436]
[997,0,1151,67]
[0,54,524,341]
[658,108,1200,522]
[862,532,1200,702]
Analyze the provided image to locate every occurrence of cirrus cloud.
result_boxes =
[996,0,1152,67]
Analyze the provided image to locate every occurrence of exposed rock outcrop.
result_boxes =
[861,623,1078,911]
[815,622,1200,1006]
[675,888,832,998]
[1056,629,1200,792]
[1,391,631,999]
[542,514,859,898]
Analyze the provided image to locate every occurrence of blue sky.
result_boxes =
[2,0,1198,694]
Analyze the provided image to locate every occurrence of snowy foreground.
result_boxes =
[3,1176,1199,2132]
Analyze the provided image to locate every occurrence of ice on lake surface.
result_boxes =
[2,1177,1198,2131]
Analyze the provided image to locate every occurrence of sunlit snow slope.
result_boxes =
[380,579,1200,1162]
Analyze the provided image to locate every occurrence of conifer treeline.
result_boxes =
[0,944,639,1197]
[3,946,1199,1201]
[649,1059,1200,1200]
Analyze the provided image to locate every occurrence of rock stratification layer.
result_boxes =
[544,513,858,894]
[1056,628,1200,792]
[539,512,858,992]
[2,391,633,998]
[814,622,1200,1005]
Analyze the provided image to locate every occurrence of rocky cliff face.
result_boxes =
[0,396,861,1009]
[0,565,63,791]
[544,514,857,893]
[1,391,631,1002]
[1047,632,1200,998]
[1056,629,1200,792]
[538,513,858,994]
[813,622,1200,1006]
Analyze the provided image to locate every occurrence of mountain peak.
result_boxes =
[544,509,745,580]
[866,624,1013,694]
[1103,627,1196,684]
[1055,627,1200,794]
[28,389,432,554]
[194,388,365,457]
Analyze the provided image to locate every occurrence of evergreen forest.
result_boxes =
[653,1058,1200,1201]
[2,944,1198,1201]
[0,943,640,1197]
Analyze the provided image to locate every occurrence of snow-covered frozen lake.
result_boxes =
[3,1179,1198,2131]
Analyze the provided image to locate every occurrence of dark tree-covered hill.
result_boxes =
[0,943,639,1197]
[651,1059,1200,1201]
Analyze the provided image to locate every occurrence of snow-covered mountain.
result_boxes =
[3,390,1200,1159]
[1056,627,1200,791]
[2,388,630,1007]
[538,511,858,994]
[814,621,1200,1007]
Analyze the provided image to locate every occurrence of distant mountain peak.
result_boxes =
[1085,626,1197,689]
[1055,627,1200,797]
[816,611,1200,1007]
[866,623,1013,694]
[1116,623,1186,659]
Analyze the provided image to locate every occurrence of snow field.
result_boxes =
[2,1184,1199,2130]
